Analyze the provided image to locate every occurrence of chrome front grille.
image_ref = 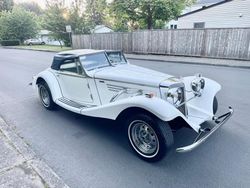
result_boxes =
[178,104,187,116]
[178,87,187,116]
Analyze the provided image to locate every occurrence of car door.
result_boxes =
[56,59,93,104]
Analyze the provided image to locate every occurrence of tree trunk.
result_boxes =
[58,40,62,48]
[147,5,153,29]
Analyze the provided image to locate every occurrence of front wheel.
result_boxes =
[213,96,218,115]
[38,81,56,110]
[126,114,174,162]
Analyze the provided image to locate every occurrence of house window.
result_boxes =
[194,22,205,28]
[170,24,177,29]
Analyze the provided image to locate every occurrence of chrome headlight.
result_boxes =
[165,87,183,106]
[191,78,205,96]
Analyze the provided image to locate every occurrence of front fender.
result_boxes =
[33,69,62,101]
[80,95,199,129]
[183,76,221,117]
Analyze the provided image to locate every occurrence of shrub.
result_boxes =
[0,40,20,46]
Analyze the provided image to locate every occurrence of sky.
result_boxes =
[14,0,223,10]
[14,0,46,9]
[14,0,77,9]
[14,0,113,9]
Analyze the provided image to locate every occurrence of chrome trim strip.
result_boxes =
[176,106,233,153]
[95,78,159,88]
[58,97,96,108]
[110,89,143,102]
[110,89,127,102]
[57,71,87,78]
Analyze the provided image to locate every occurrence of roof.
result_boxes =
[178,0,232,18]
[38,30,51,35]
[51,49,122,70]
[91,25,114,33]
[51,54,78,70]
[51,49,104,70]
[197,0,224,4]
[58,49,104,56]
[93,25,113,31]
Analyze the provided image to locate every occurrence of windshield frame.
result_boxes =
[79,51,112,72]
[106,50,128,65]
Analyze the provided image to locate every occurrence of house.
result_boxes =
[177,0,250,29]
[91,25,114,33]
[38,30,63,46]
[167,0,224,29]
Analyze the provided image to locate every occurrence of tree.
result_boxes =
[85,0,107,25]
[68,0,94,34]
[0,7,38,42]
[109,0,139,31]
[43,4,69,46]
[43,0,94,47]
[0,0,14,12]
[110,0,196,30]
[17,2,43,15]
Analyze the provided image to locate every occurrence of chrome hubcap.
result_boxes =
[129,120,159,157]
[39,86,50,107]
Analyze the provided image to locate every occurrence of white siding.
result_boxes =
[94,27,113,33]
[166,3,214,28]
[178,0,250,28]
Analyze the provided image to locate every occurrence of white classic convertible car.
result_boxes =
[32,49,233,162]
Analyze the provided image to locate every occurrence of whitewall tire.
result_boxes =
[126,114,173,162]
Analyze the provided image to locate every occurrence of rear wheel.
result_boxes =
[38,81,56,110]
[126,114,173,162]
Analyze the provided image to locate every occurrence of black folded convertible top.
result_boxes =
[51,54,78,70]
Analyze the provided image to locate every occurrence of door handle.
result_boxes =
[99,80,105,83]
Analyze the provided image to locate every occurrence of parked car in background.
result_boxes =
[32,49,233,162]
[24,38,45,45]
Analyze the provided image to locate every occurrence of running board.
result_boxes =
[58,97,94,109]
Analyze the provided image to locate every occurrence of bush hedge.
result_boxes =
[0,40,20,46]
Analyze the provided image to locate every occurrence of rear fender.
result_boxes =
[33,69,62,101]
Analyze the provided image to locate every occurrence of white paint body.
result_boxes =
[33,50,221,133]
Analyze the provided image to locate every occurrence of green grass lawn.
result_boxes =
[16,45,72,52]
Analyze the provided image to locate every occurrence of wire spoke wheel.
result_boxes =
[126,114,174,162]
[129,120,159,158]
[39,85,50,107]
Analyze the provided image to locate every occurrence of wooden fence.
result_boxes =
[72,28,250,60]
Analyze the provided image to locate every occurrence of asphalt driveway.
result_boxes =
[0,48,249,188]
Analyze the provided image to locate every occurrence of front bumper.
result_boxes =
[176,106,233,153]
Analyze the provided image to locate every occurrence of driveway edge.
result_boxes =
[0,116,70,188]
[125,54,250,69]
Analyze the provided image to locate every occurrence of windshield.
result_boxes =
[106,51,127,65]
[79,53,110,71]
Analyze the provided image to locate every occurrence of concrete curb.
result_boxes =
[0,117,70,188]
[126,57,248,69]
[1,46,64,53]
[2,46,250,69]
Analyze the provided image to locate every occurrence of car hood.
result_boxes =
[93,64,178,87]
